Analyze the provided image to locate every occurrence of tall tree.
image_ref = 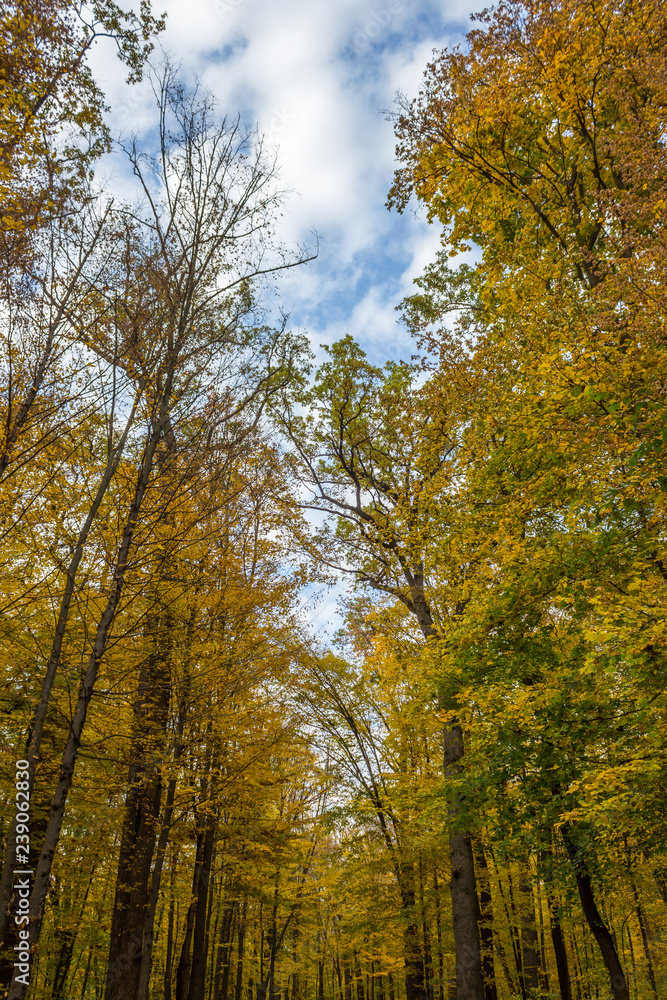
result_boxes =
[4,61,312,999]
[389,3,667,997]
[282,337,487,1000]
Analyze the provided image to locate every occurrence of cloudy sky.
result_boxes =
[92,0,479,637]
[93,0,479,368]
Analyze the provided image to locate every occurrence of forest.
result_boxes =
[0,1,666,999]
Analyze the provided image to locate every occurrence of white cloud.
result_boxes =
[88,1,480,633]
[91,0,479,351]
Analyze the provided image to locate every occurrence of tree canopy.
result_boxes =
[0,3,666,1000]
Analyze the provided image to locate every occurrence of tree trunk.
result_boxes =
[50,865,95,1000]
[187,813,217,1000]
[165,888,177,1000]
[214,899,237,1000]
[397,862,428,1000]
[106,609,173,1000]
[443,726,484,1000]
[561,825,629,1000]
[177,832,205,1000]
[489,851,521,998]
[137,632,194,1000]
[634,897,658,999]
[235,895,247,1000]
[291,913,303,1000]
[51,930,75,1000]
[534,879,549,996]
[473,844,497,1000]
[344,965,352,1000]
[0,807,47,991]
[418,857,434,1000]
[79,948,93,1000]
[544,885,572,1000]
[627,863,658,1000]
[432,869,445,1000]
[354,954,365,1000]
[267,875,280,1000]
[335,958,343,1000]
[400,574,484,1000]
[518,872,539,998]
[205,868,217,1000]
[137,770,181,1000]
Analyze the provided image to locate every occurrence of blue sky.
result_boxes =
[91,0,481,638]
[93,0,481,369]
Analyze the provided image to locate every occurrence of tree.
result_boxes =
[281,338,489,1000]
[3,63,313,999]
[0,0,164,241]
[389,2,667,997]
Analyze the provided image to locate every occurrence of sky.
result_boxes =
[91,0,480,638]
[92,0,480,368]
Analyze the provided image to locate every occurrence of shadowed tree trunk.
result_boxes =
[50,865,96,1000]
[344,965,352,1000]
[443,726,485,1000]
[432,869,446,1000]
[518,871,539,998]
[235,895,247,1000]
[215,899,237,1000]
[106,607,173,1000]
[177,832,205,1000]
[624,845,658,1000]
[474,844,498,1000]
[541,851,572,1000]
[547,901,572,1000]
[165,877,177,1000]
[354,954,365,1000]
[396,862,428,1000]
[418,857,434,1000]
[137,689,190,1000]
[633,888,658,1000]
[291,909,303,1000]
[187,810,217,1000]
[561,825,629,1000]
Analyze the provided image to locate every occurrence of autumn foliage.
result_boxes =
[0,2,666,1000]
